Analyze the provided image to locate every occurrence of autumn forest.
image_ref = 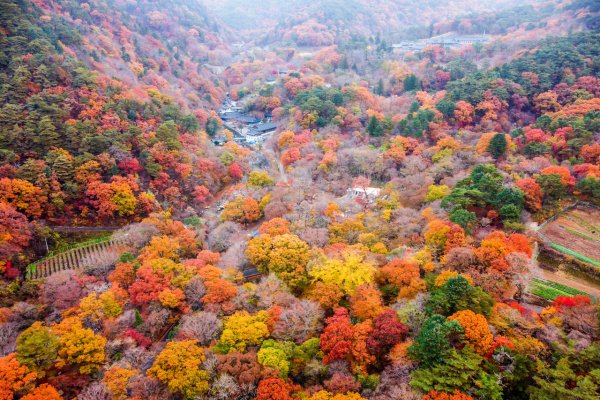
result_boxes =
[1,0,600,399]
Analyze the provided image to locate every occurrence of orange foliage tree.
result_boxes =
[147,340,210,399]
[349,320,374,375]
[102,366,138,399]
[0,353,36,399]
[202,278,238,304]
[256,377,301,400]
[259,218,290,236]
[311,282,344,310]
[540,165,575,186]
[108,262,137,288]
[378,258,420,288]
[21,384,63,400]
[422,390,474,400]
[515,178,543,211]
[474,231,531,268]
[281,148,301,166]
[447,310,493,355]
[453,101,474,127]
[349,284,384,320]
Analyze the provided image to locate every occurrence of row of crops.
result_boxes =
[530,278,597,303]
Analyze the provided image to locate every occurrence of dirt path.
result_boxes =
[205,183,232,209]
[276,157,287,182]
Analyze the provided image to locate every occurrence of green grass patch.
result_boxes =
[550,243,600,267]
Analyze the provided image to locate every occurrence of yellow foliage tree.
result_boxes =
[102,366,138,399]
[78,292,104,322]
[99,287,127,318]
[268,234,310,290]
[246,235,273,273]
[159,288,186,308]
[370,242,387,254]
[141,235,182,261]
[309,248,375,295]
[247,171,274,188]
[218,311,270,353]
[147,340,210,399]
[426,185,450,202]
[56,322,106,374]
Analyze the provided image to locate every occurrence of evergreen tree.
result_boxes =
[333,92,344,106]
[206,117,220,137]
[340,55,349,70]
[134,310,143,328]
[155,120,181,150]
[409,101,420,113]
[436,100,456,118]
[403,74,418,91]
[408,314,464,367]
[17,158,40,184]
[449,207,478,233]
[411,118,423,138]
[376,78,384,96]
[10,65,31,103]
[510,127,524,139]
[52,154,73,182]
[181,113,199,133]
[488,133,507,159]
[536,174,567,203]
[36,116,61,152]
[499,204,521,222]
[367,115,379,136]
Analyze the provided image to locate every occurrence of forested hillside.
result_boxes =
[1,0,600,399]
[206,0,532,46]
[0,0,247,263]
[395,0,599,41]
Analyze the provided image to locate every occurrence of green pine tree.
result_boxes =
[52,154,73,182]
[36,116,61,152]
[367,115,379,136]
[403,74,418,91]
[488,133,507,159]
[377,78,384,96]
[10,65,31,103]
[340,55,349,70]
[134,310,143,328]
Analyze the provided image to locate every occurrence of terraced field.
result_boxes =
[27,238,127,280]
[538,205,600,264]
